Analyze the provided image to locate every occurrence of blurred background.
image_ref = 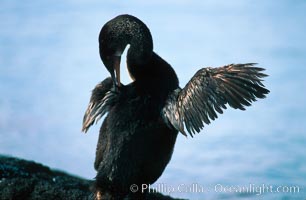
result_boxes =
[1,0,305,199]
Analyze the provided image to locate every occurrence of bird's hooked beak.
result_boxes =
[111,55,121,89]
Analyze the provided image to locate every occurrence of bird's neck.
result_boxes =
[128,52,179,99]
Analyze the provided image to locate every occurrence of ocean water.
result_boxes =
[1,1,305,199]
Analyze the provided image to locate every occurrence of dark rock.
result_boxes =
[0,155,186,200]
[0,155,92,200]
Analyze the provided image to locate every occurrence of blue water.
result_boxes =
[1,1,306,199]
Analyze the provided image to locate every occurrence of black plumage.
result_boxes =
[82,14,269,199]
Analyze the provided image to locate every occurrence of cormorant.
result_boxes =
[82,14,269,199]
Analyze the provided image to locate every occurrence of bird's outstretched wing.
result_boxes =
[162,63,269,137]
[82,77,118,133]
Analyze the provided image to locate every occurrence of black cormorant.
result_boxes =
[82,14,269,199]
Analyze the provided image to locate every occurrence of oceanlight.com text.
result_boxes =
[129,183,300,196]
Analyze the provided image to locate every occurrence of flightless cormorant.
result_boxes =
[82,14,269,199]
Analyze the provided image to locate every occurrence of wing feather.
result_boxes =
[162,63,269,136]
[82,77,117,133]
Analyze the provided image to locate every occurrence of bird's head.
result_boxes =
[99,14,153,88]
